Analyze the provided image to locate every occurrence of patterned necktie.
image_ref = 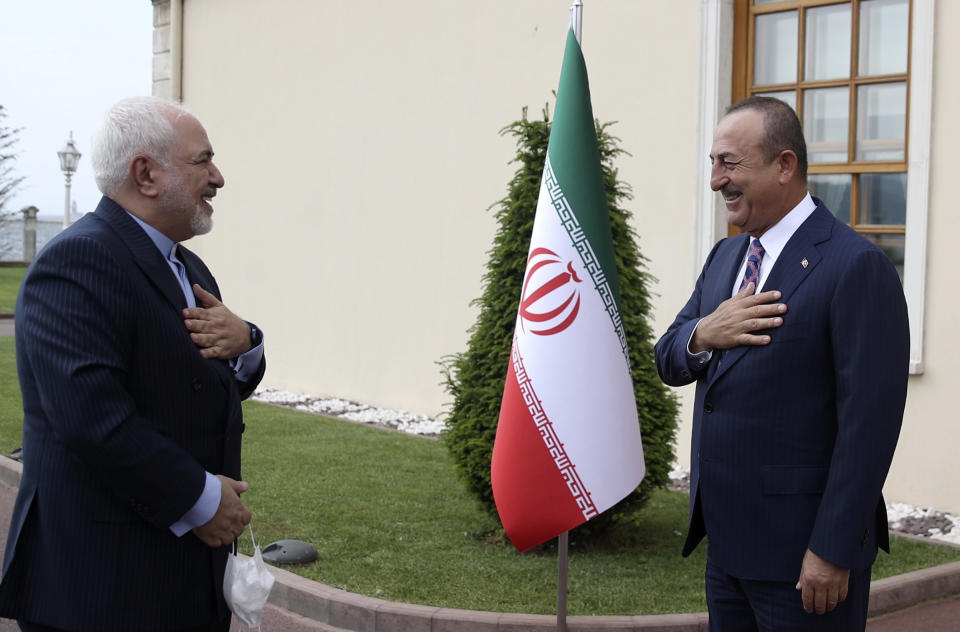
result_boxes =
[738,239,765,293]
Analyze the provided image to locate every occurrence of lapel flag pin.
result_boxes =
[801,258,809,269]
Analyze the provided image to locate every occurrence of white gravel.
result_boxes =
[887,502,960,545]
[252,388,445,436]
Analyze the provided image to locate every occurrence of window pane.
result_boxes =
[808,174,851,224]
[805,4,851,81]
[859,0,909,76]
[804,87,849,163]
[864,233,905,280]
[755,11,797,85]
[756,90,797,112]
[856,82,906,161]
[860,173,907,225]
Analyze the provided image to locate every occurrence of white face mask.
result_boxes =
[223,524,276,629]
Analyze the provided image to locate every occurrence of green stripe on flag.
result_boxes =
[547,28,623,317]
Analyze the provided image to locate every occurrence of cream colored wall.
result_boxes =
[176,1,702,442]
[882,0,960,514]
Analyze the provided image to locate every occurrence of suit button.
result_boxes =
[192,379,202,391]
[704,402,714,413]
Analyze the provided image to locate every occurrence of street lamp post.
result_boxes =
[57,132,82,229]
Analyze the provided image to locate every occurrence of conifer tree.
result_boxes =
[442,107,679,533]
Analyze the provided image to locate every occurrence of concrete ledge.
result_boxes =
[0,457,20,488]
[868,560,960,618]
[0,455,957,631]
[260,557,712,631]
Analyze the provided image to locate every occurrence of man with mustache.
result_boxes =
[655,96,909,630]
[0,96,265,631]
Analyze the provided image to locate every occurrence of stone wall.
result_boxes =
[152,0,173,99]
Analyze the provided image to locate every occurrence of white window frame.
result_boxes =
[695,0,934,374]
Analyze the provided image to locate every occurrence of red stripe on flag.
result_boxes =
[491,347,590,552]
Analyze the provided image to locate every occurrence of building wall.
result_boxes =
[881,0,959,513]
[170,1,701,424]
[161,0,958,514]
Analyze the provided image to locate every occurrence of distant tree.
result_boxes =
[441,106,680,541]
[0,105,26,217]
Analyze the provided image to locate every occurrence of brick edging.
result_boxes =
[1,455,958,631]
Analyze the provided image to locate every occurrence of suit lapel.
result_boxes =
[762,205,832,303]
[175,244,236,388]
[703,236,749,386]
[707,235,750,315]
[708,204,834,386]
[93,197,187,312]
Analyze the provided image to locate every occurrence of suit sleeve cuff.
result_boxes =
[169,471,221,537]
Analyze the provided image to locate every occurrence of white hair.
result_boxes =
[91,96,192,197]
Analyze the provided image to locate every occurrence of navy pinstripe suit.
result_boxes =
[0,196,265,630]
[655,200,909,582]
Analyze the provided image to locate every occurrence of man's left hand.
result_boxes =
[183,284,251,359]
[796,548,850,614]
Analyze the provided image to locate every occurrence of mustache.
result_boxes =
[721,185,742,197]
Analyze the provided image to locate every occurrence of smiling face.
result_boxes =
[158,112,225,241]
[709,108,791,238]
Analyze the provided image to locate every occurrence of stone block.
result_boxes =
[153,51,171,83]
[327,590,380,632]
[153,0,170,28]
[153,25,170,55]
[152,78,172,99]
[497,612,557,631]
[431,607,500,632]
[567,615,634,631]
[373,601,438,632]
[631,612,709,631]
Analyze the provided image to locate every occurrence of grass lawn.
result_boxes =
[0,265,26,314]
[0,334,958,615]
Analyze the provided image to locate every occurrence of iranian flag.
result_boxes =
[491,28,645,553]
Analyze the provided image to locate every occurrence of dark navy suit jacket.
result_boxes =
[655,200,909,581]
[0,197,265,630]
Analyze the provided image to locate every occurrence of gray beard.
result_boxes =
[190,205,213,236]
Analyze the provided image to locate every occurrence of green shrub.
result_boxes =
[441,107,679,539]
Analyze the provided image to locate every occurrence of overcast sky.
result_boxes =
[1,1,154,220]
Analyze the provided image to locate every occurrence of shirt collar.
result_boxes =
[753,192,816,262]
[126,212,179,261]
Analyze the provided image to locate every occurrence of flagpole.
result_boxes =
[557,531,569,631]
[557,3,580,625]
[570,0,583,44]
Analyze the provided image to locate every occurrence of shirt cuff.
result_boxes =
[686,319,713,366]
[229,329,265,382]
[169,471,221,537]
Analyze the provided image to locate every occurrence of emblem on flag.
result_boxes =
[520,248,583,336]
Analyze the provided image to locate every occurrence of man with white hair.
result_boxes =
[0,96,265,631]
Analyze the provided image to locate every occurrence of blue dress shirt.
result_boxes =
[127,213,263,536]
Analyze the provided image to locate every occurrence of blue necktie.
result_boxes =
[169,245,197,308]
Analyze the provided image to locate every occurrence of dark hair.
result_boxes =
[726,96,808,179]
